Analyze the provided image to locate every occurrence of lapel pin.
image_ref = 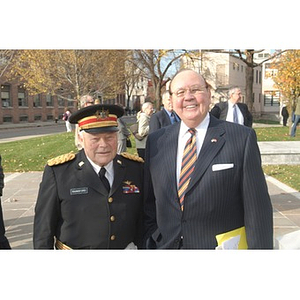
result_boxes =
[78,161,85,167]
[117,160,122,165]
[211,138,217,143]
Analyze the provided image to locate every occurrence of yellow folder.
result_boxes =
[216,226,248,250]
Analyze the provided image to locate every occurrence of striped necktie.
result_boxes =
[233,104,238,124]
[178,128,197,211]
[99,167,110,193]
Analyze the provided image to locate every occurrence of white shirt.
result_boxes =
[176,113,210,186]
[226,102,244,125]
[86,157,114,188]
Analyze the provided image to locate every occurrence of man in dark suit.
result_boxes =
[210,86,253,127]
[144,69,273,249]
[149,91,180,133]
[34,104,144,249]
[0,155,11,249]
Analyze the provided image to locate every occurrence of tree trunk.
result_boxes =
[245,51,254,112]
[154,82,162,110]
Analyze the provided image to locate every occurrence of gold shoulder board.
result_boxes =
[47,152,76,166]
[121,152,144,163]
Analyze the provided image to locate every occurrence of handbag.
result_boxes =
[126,137,132,148]
[129,123,144,141]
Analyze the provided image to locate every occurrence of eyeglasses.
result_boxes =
[171,85,207,98]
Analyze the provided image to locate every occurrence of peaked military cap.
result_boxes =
[69,104,124,133]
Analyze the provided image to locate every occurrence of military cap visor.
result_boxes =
[69,104,124,133]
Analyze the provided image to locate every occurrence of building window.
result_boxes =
[259,71,262,84]
[19,115,28,122]
[34,94,41,107]
[18,85,27,107]
[58,96,64,107]
[264,63,277,78]
[1,84,11,107]
[34,115,42,121]
[3,115,12,122]
[46,94,53,106]
[264,91,280,107]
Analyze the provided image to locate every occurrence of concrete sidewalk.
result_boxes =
[1,171,300,249]
[258,141,300,165]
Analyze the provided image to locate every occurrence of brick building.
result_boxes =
[0,78,77,125]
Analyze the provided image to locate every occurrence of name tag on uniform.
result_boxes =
[70,187,88,195]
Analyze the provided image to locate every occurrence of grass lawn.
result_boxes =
[0,132,77,172]
[0,132,137,172]
[262,165,300,191]
[254,126,300,141]
[0,124,299,191]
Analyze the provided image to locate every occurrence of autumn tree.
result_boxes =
[129,50,185,110]
[272,50,300,114]
[186,49,287,112]
[0,50,15,78]
[124,56,143,109]
[9,50,127,107]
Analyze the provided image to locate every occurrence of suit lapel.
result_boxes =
[187,117,226,192]
[163,123,180,188]
[162,109,172,126]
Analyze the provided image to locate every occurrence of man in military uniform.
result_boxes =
[33,104,144,249]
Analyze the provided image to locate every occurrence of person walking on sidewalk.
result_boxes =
[62,107,72,132]
[0,155,11,249]
[291,96,300,137]
[33,104,144,249]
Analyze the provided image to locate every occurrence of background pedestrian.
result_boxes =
[210,86,253,127]
[134,102,154,160]
[291,96,300,137]
[62,107,72,132]
[149,91,180,133]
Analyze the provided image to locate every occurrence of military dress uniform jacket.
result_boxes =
[33,150,144,249]
[144,114,273,249]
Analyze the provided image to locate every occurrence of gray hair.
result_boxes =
[142,101,153,111]
[228,86,241,97]
[80,95,94,107]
